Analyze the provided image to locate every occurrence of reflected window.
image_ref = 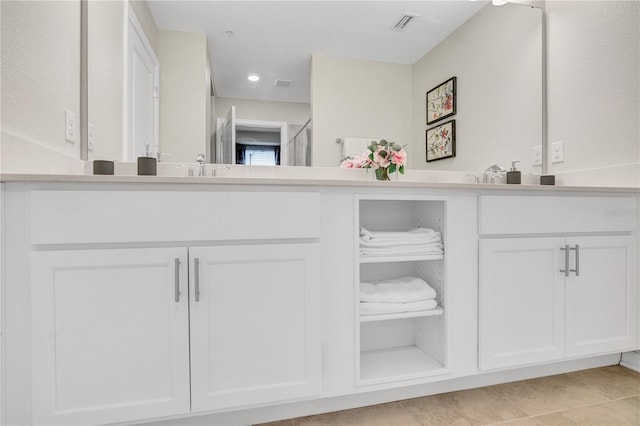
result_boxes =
[236,145,280,166]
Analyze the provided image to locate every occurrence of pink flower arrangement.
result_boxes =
[340,139,406,180]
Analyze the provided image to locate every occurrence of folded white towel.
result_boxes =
[360,242,443,252]
[360,244,444,257]
[360,276,437,303]
[360,299,438,315]
[359,234,442,248]
[359,226,438,242]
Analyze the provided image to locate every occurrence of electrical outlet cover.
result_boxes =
[65,109,76,143]
[532,146,542,166]
[551,141,564,163]
[88,123,95,152]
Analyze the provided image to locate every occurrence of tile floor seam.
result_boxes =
[568,367,640,401]
[489,375,618,417]
[483,386,532,421]
[485,414,541,425]
[486,385,541,417]
[525,396,639,420]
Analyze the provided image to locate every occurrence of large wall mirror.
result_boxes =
[86,0,544,174]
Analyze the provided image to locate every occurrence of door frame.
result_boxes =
[217,118,288,165]
[123,3,160,162]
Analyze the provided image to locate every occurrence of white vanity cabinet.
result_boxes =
[479,195,638,371]
[30,248,192,426]
[4,184,324,426]
[189,244,322,412]
[3,180,637,426]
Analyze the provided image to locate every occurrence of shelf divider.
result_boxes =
[359,307,444,323]
[359,254,444,264]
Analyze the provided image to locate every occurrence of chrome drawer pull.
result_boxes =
[570,244,580,276]
[174,258,180,303]
[560,245,570,277]
[194,258,201,302]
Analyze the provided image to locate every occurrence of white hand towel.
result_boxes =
[359,226,438,241]
[360,245,443,257]
[359,234,442,248]
[360,299,438,315]
[360,276,437,303]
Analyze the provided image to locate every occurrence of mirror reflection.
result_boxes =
[88,0,542,173]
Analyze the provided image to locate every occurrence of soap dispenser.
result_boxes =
[506,161,521,184]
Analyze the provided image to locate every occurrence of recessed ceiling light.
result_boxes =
[247,74,260,82]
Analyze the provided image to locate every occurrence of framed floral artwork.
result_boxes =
[426,120,456,162]
[426,76,456,125]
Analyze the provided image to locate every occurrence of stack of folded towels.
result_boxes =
[359,226,443,258]
[360,276,439,315]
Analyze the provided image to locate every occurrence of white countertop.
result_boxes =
[1,173,638,193]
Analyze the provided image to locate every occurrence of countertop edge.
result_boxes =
[1,173,639,193]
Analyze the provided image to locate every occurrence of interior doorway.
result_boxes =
[235,125,283,166]
[217,111,288,165]
[125,5,159,161]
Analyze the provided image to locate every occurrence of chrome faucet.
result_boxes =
[196,154,206,176]
[482,164,506,183]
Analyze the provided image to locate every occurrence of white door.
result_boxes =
[31,248,190,425]
[189,244,322,411]
[565,235,638,356]
[126,8,159,161]
[219,106,236,164]
[479,238,566,370]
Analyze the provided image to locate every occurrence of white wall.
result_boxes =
[0,0,82,172]
[215,97,310,126]
[129,0,158,53]
[158,30,211,163]
[88,1,124,162]
[311,55,412,167]
[412,3,542,173]
[546,0,639,175]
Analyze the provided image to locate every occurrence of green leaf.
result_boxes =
[388,164,396,174]
[399,165,405,174]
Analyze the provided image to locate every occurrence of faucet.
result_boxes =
[482,164,506,183]
[195,154,206,176]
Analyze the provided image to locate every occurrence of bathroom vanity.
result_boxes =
[0,175,638,426]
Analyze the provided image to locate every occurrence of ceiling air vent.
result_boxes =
[274,79,293,87]
[393,13,420,30]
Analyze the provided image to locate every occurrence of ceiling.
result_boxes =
[147,1,488,104]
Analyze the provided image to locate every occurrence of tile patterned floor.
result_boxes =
[256,365,640,426]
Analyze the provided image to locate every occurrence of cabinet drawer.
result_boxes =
[479,195,638,235]
[30,189,321,244]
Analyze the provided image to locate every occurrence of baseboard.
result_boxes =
[137,353,620,426]
[620,351,640,372]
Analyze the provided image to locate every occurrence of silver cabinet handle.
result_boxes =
[174,258,181,303]
[194,258,201,302]
[570,244,580,276]
[560,245,570,277]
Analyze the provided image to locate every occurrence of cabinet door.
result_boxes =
[31,248,191,425]
[479,238,565,370]
[566,235,638,356]
[189,244,322,412]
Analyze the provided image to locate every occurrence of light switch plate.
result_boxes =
[532,145,542,166]
[65,109,76,143]
[551,141,564,163]
[88,123,95,152]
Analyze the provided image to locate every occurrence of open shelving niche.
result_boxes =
[356,196,449,386]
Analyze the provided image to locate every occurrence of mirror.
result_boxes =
[87,1,543,174]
